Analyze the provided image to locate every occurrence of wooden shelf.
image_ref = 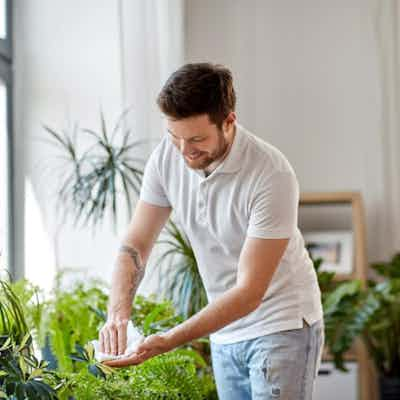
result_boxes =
[300,191,362,205]
[300,191,377,400]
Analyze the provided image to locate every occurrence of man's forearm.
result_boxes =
[107,245,146,319]
[163,286,260,348]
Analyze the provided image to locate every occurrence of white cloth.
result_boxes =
[140,122,323,344]
[91,321,145,362]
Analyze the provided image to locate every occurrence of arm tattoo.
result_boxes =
[119,245,146,295]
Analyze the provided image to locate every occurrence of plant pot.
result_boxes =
[41,333,58,370]
[379,375,400,400]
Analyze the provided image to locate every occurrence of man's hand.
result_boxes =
[102,333,172,367]
[99,318,130,356]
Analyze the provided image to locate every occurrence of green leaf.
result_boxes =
[0,336,11,351]
[18,355,28,376]
[17,332,32,352]
[323,280,361,315]
[84,342,95,361]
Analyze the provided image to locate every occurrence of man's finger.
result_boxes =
[102,351,146,368]
[104,329,111,354]
[110,326,118,355]
[99,330,105,353]
[133,337,147,354]
[117,322,127,356]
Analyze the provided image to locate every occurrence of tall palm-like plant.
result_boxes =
[156,220,207,319]
[43,109,145,230]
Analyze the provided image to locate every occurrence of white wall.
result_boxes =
[185,0,389,262]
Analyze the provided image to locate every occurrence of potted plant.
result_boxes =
[43,109,145,231]
[365,254,400,399]
[315,253,400,399]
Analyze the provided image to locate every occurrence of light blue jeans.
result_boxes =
[210,319,324,400]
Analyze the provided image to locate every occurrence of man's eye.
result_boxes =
[191,137,205,143]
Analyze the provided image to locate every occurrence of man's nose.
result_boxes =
[179,139,192,155]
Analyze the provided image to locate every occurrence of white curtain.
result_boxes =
[117,0,185,295]
[374,0,400,256]
[119,0,184,151]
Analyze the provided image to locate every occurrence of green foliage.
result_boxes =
[53,351,214,400]
[9,279,46,345]
[11,275,216,397]
[0,280,59,400]
[313,252,400,376]
[0,273,217,398]
[371,253,400,279]
[0,279,29,344]
[69,342,114,379]
[17,276,187,374]
[0,334,59,400]
[38,277,109,373]
[156,220,208,319]
[362,262,400,377]
[43,109,144,230]
[323,280,379,371]
[131,294,184,336]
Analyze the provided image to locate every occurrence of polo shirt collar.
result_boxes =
[216,122,244,175]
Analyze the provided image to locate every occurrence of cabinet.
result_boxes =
[314,362,359,400]
[299,192,378,400]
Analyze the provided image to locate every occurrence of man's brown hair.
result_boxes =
[157,63,236,128]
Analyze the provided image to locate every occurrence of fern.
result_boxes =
[9,275,217,397]
[55,352,215,400]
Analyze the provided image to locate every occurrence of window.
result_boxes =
[0,0,13,276]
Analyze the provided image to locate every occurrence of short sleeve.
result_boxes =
[139,148,171,207]
[247,171,299,239]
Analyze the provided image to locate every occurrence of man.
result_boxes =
[99,63,324,399]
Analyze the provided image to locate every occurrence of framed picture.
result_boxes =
[303,230,354,274]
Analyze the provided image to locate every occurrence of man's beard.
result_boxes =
[184,131,230,170]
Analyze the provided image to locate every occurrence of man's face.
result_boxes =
[166,114,235,170]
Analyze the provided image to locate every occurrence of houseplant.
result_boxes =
[2,275,218,399]
[9,275,218,399]
[314,253,400,399]
[0,279,59,399]
[365,254,400,399]
[156,220,207,320]
[43,109,145,230]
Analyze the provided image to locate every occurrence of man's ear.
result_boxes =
[223,111,236,131]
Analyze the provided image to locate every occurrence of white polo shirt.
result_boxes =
[140,123,323,344]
